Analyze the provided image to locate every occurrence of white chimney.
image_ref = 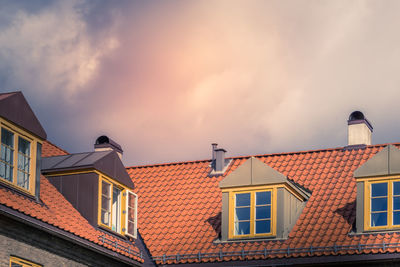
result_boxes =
[347,111,373,146]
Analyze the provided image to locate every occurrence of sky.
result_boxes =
[1,0,400,165]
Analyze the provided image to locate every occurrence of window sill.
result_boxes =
[98,224,128,240]
[350,228,400,235]
[0,179,39,202]
[214,236,286,244]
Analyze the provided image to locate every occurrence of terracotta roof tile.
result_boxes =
[128,143,400,264]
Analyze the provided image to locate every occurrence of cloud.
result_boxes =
[0,0,118,99]
[3,1,400,165]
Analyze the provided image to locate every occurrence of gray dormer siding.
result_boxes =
[219,157,309,241]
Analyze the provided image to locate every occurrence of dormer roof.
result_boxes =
[42,150,134,188]
[354,144,400,178]
[0,91,46,139]
[219,156,310,199]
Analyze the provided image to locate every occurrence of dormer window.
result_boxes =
[0,92,47,197]
[0,124,41,195]
[42,148,138,238]
[354,145,400,232]
[99,175,137,237]
[219,157,309,241]
[230,188,275,238]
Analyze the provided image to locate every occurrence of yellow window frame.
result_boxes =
[0,118,42,195]
[228,186,277,239]
[98,175,131,236]
[10,256,42,267]
[364,177,400,231]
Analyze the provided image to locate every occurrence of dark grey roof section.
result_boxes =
[42,150,134,189]
[354,145,400,178]
[0,91,47,139]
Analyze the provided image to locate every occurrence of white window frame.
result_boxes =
[125,190,138,238]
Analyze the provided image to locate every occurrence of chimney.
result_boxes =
[347,111,373,146]
[211,143,228,173]
[94,135,123,159]
[215,148,227,172]
[211,143,218,162]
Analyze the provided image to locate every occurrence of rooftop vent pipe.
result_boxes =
[347,111,373,146]
[211,143,227,173]
[94,135,123,159]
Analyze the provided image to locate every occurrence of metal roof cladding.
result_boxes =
[42,150,134,189]
[0,91,47,139]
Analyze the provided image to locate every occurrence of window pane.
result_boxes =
[371,212,387,227]
[1,144,13,164]
[18,154,30,172]
[128,221,135,234]
[18,137,30,155]
[112,187,121,232]
[256,206,271,219]
[394,182,400,196]
[371,197,387,212]
[0,161,12,182]
[102,181,110,196]
[17,171,29,189]
[127,191,137,237]
[1,128,14,147]
[255,220,270,234]
[371,183,388,197]
[101,195,110,210]
[235,221,250,235]
[11,263,23,267]
[256,191,271,205]
[394,211,400,225]
[236,193,250,207]
[101,210,110,225]
[394,196,400,210]
[235,207,250,221]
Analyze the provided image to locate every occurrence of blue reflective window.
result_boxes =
[236,193,250,207]
[371,183,387,197]
[371,212,387,227]
[256,191,271,205]
[233,190,273,236]
[394,211,400,225]
[394,196,400,210]
[235,221,250,235]
[255,220,270,234]
[394,182,400,196]
[235,207,250,221]
[256,206,270,219]
[371,198,387,212]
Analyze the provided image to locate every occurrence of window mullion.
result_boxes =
[389,181,393,227]
[12,133,17,185]
[250,191,255,236]
[109,183,113,227]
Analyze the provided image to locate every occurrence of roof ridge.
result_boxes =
[126,142,399,169]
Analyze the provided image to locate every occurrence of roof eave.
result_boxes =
[0,204,143,266]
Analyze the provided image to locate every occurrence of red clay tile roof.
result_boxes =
[0,141,143,264]
[42,139,69,156]
[127,143,400,265]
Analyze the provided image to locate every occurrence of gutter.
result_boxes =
[0,204,142,267]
